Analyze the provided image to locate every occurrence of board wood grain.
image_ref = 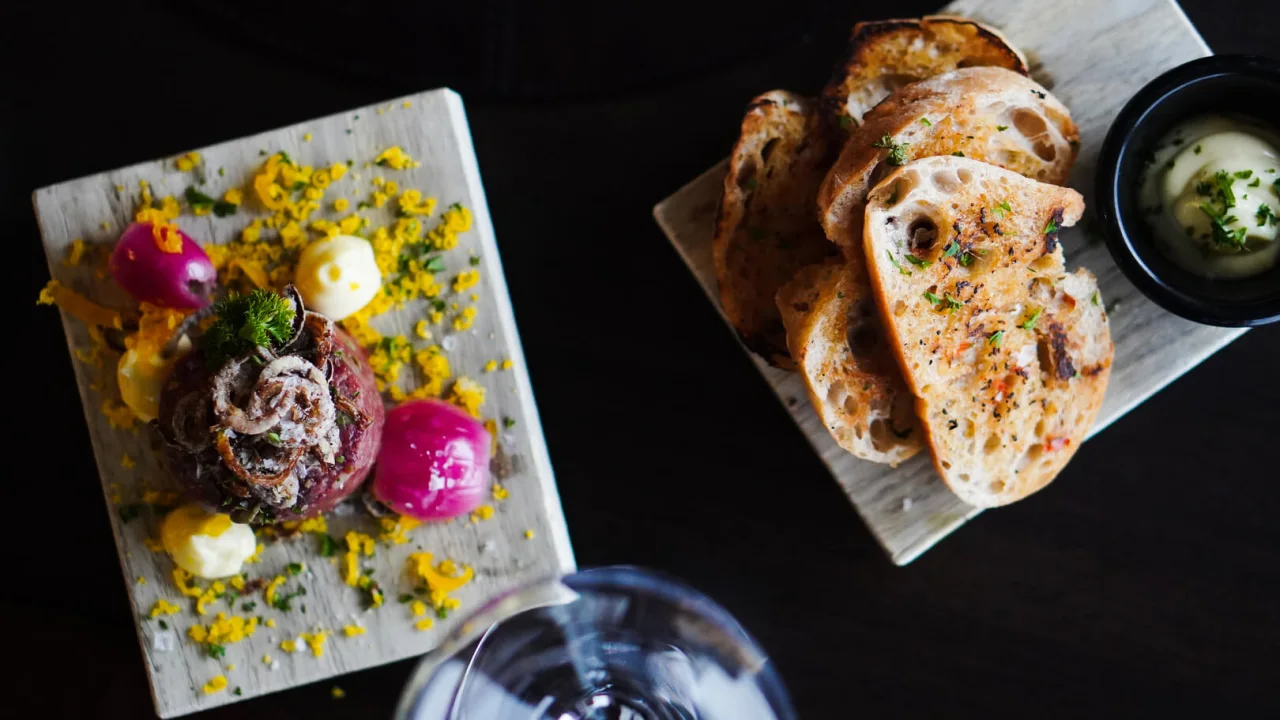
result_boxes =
[34,89,574,717]
[653,0,1242,565]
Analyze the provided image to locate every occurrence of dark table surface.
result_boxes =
[10,1,1279,717]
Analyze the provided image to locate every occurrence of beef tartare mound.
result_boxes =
[157,286,384,524]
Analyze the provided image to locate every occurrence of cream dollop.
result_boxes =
[294,234,382,320]
[161,504,257,579]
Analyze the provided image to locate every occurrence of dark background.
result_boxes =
[8,1,1279,717]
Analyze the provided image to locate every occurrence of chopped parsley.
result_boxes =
[431,299,448,312]
[208,644,226,659]
[871,134,910,165]
[886,250,912,275]
[265,431,282,446]
[1091,291,1099,306]
[319,534,340,557]
[435,605,450,619]
[996,125,1008,131]
[1214,170,1237,208]
[233,688,243,697]
[184,186,237,217]
[904,254,931,268]
[942,294,963,311]
[424,256,447,273]
[1199,201,1246,250]
[1234,169,1253,180]
[988,330,1005,347]
[1043,218,1059,234]
[1194,144,1202,154]
[1258,204,1276,227]
[941,241,960,259]
[271,584,307,611]
[920,118,932,127]
[1248,177,1261,187]
[923,290,942,305]
[1019,308,1043,330]
[469,256,481,267]
[286,562,304,576]
[503,417,516,429]
[217,167,225,177]
[992,200,1012,219]
[398,594,414,604]
[356,201,371,210]
[242,601,256,612]
[158,620,169,630]
[952,151,965,157]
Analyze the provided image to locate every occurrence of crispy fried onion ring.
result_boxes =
[209,353,337,490]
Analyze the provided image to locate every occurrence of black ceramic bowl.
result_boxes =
[1097,55,1280,327]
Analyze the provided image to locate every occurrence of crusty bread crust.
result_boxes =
[777,262,922,466]
[713,91,838,367]
[862,156,1111,506]
[819,67,1079,263]
[823,16,1029,130]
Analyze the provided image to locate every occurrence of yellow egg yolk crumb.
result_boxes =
[188,612,259,646]
[300,630,329,657]
[452,306,477,331]
[483,360,498,373]
[524,529,535,540]
[175,152,202,172]
[150,599,180,618]
[264,576,286,606]
[65,238,87,266]
[332,686,347,699]
[470,505,495,523]
[202,675,227,694]
[411,600,427,617]
[223,188,243,205]
[415,618,435,631]
[502,359,513,370]
[378,515,422,545]
[449,377,485,418]
[244,543,265,564]
[492,483,509,501]
[121,453,136,469]
[280,639,297,653]
[374,146,417,170]
[343,625,366,637]
[452,270,480,293]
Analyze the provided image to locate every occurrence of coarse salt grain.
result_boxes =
[441,335,458,352]
[153,630,177,652]
[902,498,913,512]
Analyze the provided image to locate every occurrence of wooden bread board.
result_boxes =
[652,0,1242,565]
[34,88,575,717]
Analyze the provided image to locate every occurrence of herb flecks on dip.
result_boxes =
[1139,115,1280,279]
[157,286,384,525]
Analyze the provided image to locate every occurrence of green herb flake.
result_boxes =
[424,256,447,273]
[988,330,1005,347]
[1091,291,1100,306]
[992,200,1012,219]
[1248,177,1261,187]
[158,620,169,630]
[503,417,516,429]
[904,254,931,268]
[941,241,961,259]
[943,295,963,312]
[996,125,1009,131]
[1019,308,1043,330]
[1214,170,1237,208]
[923,290,942,305]
[871,134,910,166]
[208,644,227,660]
[286,562,304,576]
[203,289,297,368]
[1234,169,1254,180]
[1259,204,1276,227]
[118,504,145,524]
[1194,144,1202,154]
[919,118,932,127]
[435,606,449,619]
[469,256,481,267]
[952,151,965,157]
[217,167,225,177]
[398,594,414,604]
[1043,218,1059,234]
[265,431,282,446]
[886,250,912,276]
[242,601,256,612]
[233,688,243,697]
[319,534,339,557]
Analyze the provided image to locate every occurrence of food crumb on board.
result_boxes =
[902,497,913,512]
[202,675,228,694]
[524,529,535,540]
[331,686,346,699]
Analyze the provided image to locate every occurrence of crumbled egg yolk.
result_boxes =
[280,639,297,654]
[202,674,227,694]
[332,686,347,699]
[409,552,474,614]
[449,377,485,418]
[452,306,477,331]
[150,599,181,618]
[374,146,418,170]
[415,618,434,631]
[265,575,287,606]
[501,359,513,370]
[188,612,259,646]
[343,625,365,637]
[175,152,202,172]
[65,238,87,266]
[452,270,480,293]
[300,630,329,657]
[492,483,509,501]
[295,234,382,321]
[378,515,421,545]
[524,529,535,540]
[223,188,243,206]
[37,279,122,329]
[161,504,257,579]
[482,360,498,373]
[121,453,136,469]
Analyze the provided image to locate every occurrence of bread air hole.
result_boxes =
[907,217,939,252]
[989,479,1006,493]
[1014,443,1044,473]
[736,160,758,191]
[1010,108,1058,163]
[983,434,1001,454]
[869,418,893,451]
[930,169,965,195]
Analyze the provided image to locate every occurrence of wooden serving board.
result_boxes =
[653,0,1241,565]
[34,89,574,717]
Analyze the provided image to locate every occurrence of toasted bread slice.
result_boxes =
[823,16,1029,130]
[862,156,1111,506]
[714,91,838,367]
[819,67,1079,262]
[777,263,922,466]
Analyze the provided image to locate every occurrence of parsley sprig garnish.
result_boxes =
[184,186,237,217]
[203,289,296,368]
[871,134,910,166]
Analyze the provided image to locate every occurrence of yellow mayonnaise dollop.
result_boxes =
[117,335,190,422]
[294,234,382,320]
[161,504,257,579]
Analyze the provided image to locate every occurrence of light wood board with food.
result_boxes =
[652,0,1243,565]
[34,89,574,717]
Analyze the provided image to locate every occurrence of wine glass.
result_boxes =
[395,566,795,720]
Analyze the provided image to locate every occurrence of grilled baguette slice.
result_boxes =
[777,262,922,466]
[713,91,838,367]
[823,16,1028,130]
[863,156,1111,506]
[819,67,1079,262]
